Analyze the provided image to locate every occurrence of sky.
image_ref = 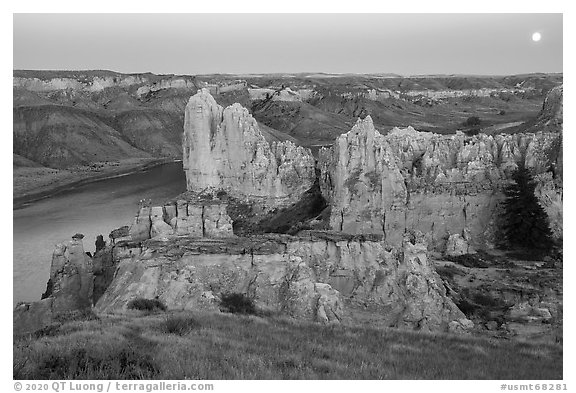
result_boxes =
[13,13,563,76]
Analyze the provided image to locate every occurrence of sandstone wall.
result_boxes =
[183,88,316,207]
[319,116,562,249]
[127,199,234,242]
[95,231,468,331]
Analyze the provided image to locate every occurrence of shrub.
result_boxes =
[33,324,61,339]
[463,116,481,127]
[219,293,256,315]
[127,298,166,312]
[163,314,201,335]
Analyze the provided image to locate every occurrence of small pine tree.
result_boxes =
[499,163,554,254]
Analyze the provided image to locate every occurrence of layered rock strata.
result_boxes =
[319,116,562,249]
[95,230,468,331]
[183,88,316,207]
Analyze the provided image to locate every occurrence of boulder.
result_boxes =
[445,231,476,257]
[448,318,475,334]
[314,283,344,324]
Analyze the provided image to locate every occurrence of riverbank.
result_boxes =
[13,157,179,209]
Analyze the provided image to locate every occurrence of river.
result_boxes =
[13,162,187,305]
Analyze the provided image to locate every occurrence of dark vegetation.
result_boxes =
[498,164,555,256]
[219,293,257,315]
[127,298,167,312]
[463,116,481,127]
[14,328,160,379]
[444,250,516,269]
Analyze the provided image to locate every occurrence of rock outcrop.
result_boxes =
[183,88,316,207]
[46,235,94,312]
[14,234,94,334]
[445,230,476,257]
[527,85,563,133]
[128,199,234,241]
[319,116,562,249]
[95,230,468,331]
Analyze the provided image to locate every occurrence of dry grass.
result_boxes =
[14,311,562,380]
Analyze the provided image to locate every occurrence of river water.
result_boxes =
[13,162,187,305]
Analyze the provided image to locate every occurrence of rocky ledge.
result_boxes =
[95,230,469,331]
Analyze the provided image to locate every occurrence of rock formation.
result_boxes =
[128,199,234,241]
[445,230,476,257]
[183,88,316,207]
[319,116,562,249]
[527,85,563,133]
[319,116,407,241]
[14,234,94,334]
[45,234,94,312]
[95,230,469,331]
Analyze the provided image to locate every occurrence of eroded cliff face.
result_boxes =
[183,89,316,207]
[319,116,562,248]
[95,231,468,331]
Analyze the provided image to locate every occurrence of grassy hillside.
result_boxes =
[13,105,151,168]
[112,109,183,158]
[14,310,562,380]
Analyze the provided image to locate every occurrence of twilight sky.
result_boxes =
[13,13,563,75]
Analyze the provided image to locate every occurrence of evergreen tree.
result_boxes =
[499,163,554,253]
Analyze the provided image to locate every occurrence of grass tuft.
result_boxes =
[163,314,201,336]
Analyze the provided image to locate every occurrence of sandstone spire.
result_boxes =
[319,116,407,239]
[183,88,316,207]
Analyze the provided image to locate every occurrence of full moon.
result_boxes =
[532,32,542,42]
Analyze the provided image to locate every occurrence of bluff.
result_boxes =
[526,84,563,134]
[319,116,562,249]
[95,231,469,331]
[183,89,316,207]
